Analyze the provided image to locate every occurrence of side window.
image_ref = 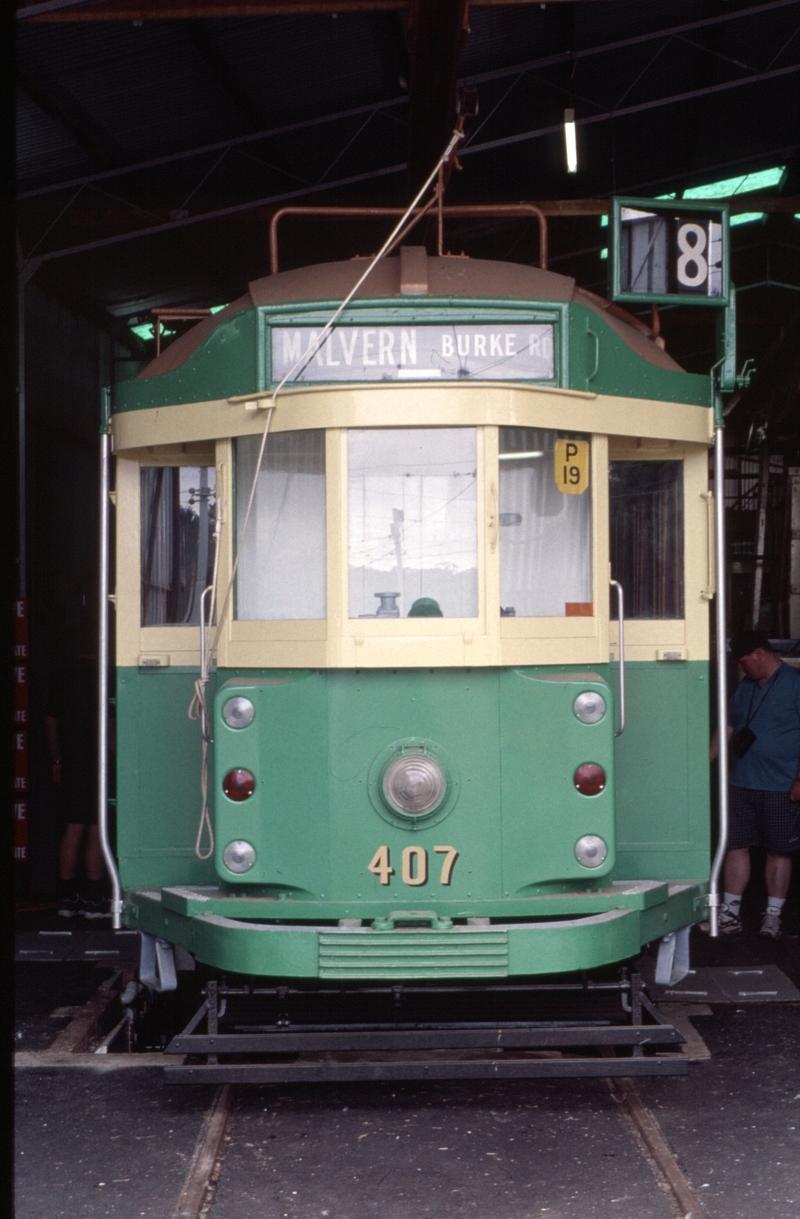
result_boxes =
[141,466,216,626]
[235,430,326,620]
[499,427,592,617]
[609,460,684,619]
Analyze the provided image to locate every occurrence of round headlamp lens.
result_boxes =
[222,696,255,729]
[382,753,446,816]
[223,840,256,873]
[573,691,606,724]
[575,835,608,868]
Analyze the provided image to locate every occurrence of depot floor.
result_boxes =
[13,904,800,1219]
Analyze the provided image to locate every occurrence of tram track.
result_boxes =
[173,1084,236,1219]
[607,1077,707,1219]
[170,1072,708,1219]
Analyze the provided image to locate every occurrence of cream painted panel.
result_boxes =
[139,626,202,667]
[112,383,714,452]
[499,638,607,667]
[115,457,142,668]
[214,439,235,669]
[483,427,501,658]
[225,640,331,668]
[230,621,328,642]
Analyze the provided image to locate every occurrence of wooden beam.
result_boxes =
[21,0,603,19]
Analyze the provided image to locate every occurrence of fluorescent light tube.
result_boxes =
[564,108,577,174]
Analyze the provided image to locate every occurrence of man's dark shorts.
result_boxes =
[729,785,800,854]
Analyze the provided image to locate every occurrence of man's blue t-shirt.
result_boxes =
[729,661,800,791]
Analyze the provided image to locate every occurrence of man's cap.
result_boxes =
[729,630,772,662]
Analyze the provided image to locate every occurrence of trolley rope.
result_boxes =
[188,128,465,861]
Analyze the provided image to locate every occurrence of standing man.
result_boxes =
[710,630,800,937]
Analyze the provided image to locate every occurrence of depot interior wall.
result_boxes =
[21,285,112,899]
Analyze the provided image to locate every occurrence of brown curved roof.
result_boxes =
[138,254,683,379]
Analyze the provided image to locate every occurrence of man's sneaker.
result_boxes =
[58,893,85,919]
[82,897,111,921]
[699,903,743,935]
[760,908,782,939]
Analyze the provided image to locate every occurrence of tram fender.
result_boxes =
[506,908,640,975]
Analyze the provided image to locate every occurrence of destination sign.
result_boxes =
[271,324,555,383]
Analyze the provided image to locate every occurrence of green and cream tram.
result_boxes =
[107,248,714,986]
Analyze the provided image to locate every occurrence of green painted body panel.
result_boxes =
[213,668,615,899]
[116,667,218,889]
[567,305,708,403]
[117,661,710,978]
[116,308,262,412]
[125,882,704,979]
[612,661,711,880]
[112,298,709,413]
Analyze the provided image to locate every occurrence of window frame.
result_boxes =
[214,423,609,669]
[606,438,710,662]
[117,430,709,671]
[116,442,217,669]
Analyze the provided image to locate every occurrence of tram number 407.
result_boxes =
[368,845,458,886]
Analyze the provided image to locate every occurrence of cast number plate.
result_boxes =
[368,845,458,886]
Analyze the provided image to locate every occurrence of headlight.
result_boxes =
[575,835,608,868]
[222,840,256,873]
[222,696,255,729]
[573,691,606,724]
[382,753,446,816]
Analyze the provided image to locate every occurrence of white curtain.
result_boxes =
[499,429,592,617]
[236,431,326,620]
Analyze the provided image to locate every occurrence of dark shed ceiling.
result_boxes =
[15,0,800,443]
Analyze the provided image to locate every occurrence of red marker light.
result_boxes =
[573,763,606,796]
[223,768,255,801]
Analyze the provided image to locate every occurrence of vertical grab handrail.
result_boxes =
[98,429,123,930]
[610,579,626,737]
[199,584,214,742]
[707,425,729,936]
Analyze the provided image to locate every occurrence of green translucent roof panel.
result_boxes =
[683,166,785,199]
[729,212,766,227]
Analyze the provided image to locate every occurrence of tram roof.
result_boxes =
[137,254,684,383]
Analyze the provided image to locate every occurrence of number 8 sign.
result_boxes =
[610,197,729,308]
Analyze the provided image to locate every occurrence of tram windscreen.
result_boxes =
[499,429,592,617]
[348,428,478,619]
[235,430,326,620]
[609,460,684,619]
[140,466,217,626]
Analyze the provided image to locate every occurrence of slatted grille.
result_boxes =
[318,930,509,979]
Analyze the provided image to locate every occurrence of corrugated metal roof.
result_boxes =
[14,0,800,388]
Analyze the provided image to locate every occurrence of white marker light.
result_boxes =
[564,108,578,174]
